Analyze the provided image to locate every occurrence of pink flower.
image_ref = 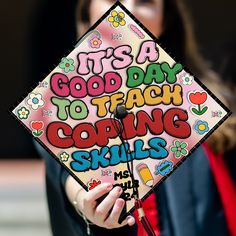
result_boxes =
[89,37,102,48]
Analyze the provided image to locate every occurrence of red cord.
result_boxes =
[135,199,156,236]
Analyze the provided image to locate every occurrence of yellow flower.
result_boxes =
[108,10,126,28]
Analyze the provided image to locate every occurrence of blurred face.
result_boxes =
[89,0,164,37]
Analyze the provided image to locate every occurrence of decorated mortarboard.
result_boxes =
[12,1,231,226]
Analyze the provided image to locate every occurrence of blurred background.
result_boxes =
[0,0,235,235]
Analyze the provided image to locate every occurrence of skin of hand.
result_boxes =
[65,175,136,229]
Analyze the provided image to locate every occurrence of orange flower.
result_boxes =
[189,91,207,105]
[31,121,44,131]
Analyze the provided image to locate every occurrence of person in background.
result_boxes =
[32,0,236,235]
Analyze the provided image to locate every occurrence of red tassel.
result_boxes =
[135,199,156,236]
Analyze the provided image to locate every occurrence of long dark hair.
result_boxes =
[77,0,236,154]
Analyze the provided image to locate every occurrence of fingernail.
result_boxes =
[116,186,122,193]
[127,215,132,220]
[127,216,135,226]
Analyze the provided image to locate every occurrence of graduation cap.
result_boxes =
[12,2,231,235]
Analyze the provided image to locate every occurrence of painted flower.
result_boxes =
[59,57,75,73]
[189,91,207,105]
[170,140,188,158]
[188,91,208,115]
[31,121,43,130]
[181,73,193,85]
[31,121,44,137]
[89,37,102,48]
[26,92,44,110]
[108,10,126,28]
[17,107,30,119]
[88,179,102,191]
[59,152,70,162]
[194,120,209,135]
